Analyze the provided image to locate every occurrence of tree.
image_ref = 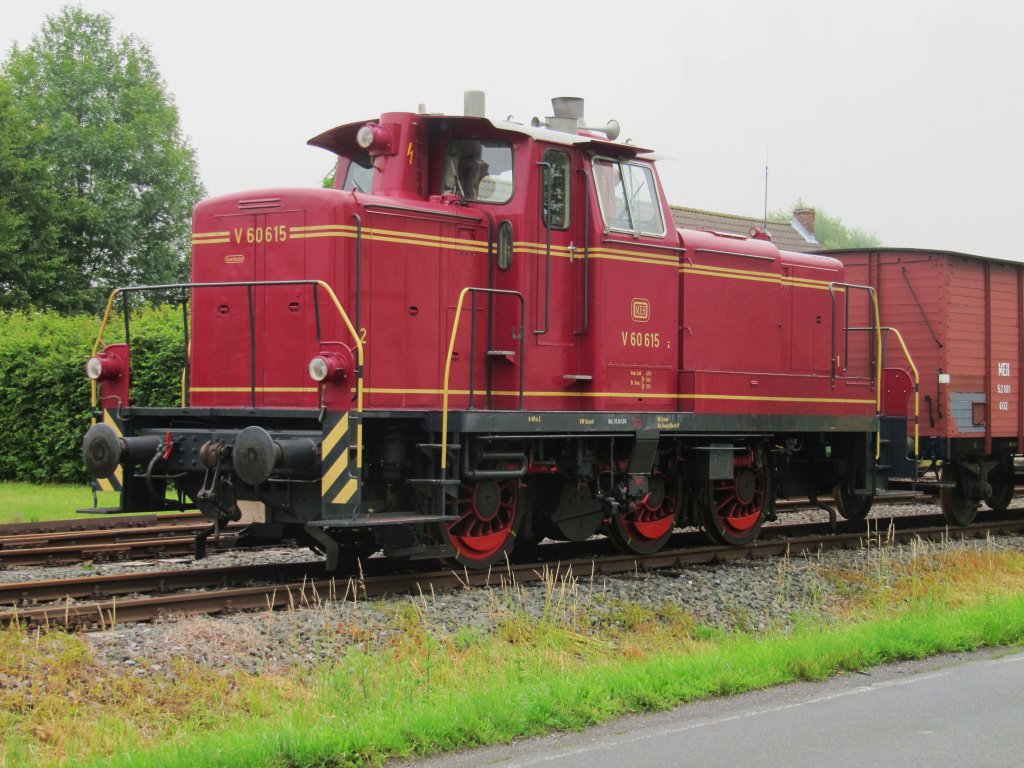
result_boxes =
[812,209,882,250]
[778,200,882,250]
[1,6,204,312]
[0,78,64,310]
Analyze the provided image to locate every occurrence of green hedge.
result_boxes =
[0,307,183,483]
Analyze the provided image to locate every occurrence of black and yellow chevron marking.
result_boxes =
[321,410,362,513]
[92,410,124,493]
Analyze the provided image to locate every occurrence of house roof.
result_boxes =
[669,205,820,253]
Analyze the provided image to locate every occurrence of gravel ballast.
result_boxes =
[5,503,1022,676]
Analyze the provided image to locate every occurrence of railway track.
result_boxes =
[4,509,1023,630]
[0,491,933,568]
[0,514,252,566]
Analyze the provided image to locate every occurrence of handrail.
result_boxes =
[882,326,921,457]
[574,167,591,337]
[441,286,525,470]
[534,161,553,336]
[89,281,365,458]
[828,282,882,412]
[829,282,882,458]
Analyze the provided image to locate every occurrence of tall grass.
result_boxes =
[2,540,1023,767]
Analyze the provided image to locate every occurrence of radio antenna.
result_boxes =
[763,148,769,227]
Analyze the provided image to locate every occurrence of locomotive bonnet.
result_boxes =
[83,91,925,570]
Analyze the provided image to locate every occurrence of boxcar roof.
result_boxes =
[819,246,1024,267]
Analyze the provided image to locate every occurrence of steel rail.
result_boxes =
[4,512,1023,629]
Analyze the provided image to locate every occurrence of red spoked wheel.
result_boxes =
[699,447,771,546]
[606,473,681,555]
[442,478,521,569]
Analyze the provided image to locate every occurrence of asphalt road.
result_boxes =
[394,647,1024,768]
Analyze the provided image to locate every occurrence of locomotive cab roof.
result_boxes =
[307,113,651,158]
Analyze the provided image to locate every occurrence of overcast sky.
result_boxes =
[5,1,1023,259]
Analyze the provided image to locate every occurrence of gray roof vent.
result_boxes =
[532,97,620,140]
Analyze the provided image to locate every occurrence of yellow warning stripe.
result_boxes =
[323,412,349,457]
[321,447,348,492]
[332,478,359,505]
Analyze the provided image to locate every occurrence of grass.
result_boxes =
[2,538,1024,767]
[0,482,171,524]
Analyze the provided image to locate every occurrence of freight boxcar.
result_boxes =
[826,247,1021,524]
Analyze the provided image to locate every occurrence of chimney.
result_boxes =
[464,90,486,118]
[793,208,816,236]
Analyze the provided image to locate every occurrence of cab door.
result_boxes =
[533,148,585,404]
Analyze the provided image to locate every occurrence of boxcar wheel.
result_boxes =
[442,478,521,570]
[606,472,681,555]
[832,483,873,522]
[699,447,771,546]
[985,457,1014,512]
[939,463,979,525]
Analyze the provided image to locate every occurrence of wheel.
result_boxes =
[699,447,771,546]
[939,463,978,525]
[832,483,873,522]
[606,472,681,555]
[985,457,1014,512]
[442,478,521,569]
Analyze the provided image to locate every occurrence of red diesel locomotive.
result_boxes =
[82,93,920,569]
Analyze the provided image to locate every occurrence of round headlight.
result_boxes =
[308,356,330,382]
[85,357,104,380]
[356,125,376,149]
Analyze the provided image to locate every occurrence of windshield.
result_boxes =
[593,159,665,236]
[341,152,374,192]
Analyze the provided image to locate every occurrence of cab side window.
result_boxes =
[442,139,514,203]
[542,150,571,230]
[593,158,665,237]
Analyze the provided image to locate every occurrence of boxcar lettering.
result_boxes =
[528,415,542,423]
[999,362,1011,376]
[997,383,1012,394]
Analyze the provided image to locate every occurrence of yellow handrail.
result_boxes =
[441,287,473,471]
[88,281,364,469]
[882,326,921,457]
[89,288,125,409]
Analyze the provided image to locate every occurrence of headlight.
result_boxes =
[355,123,392,154]
[308,352,350,384]
[85,353,123,382]
[356,125,376,149]
[85,357,105,380]
[308,356,330,382]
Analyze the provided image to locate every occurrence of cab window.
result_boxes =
[593,158,665,236]
[542,150,571,230]
[442,139,514,203]
[341,152,374,192]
